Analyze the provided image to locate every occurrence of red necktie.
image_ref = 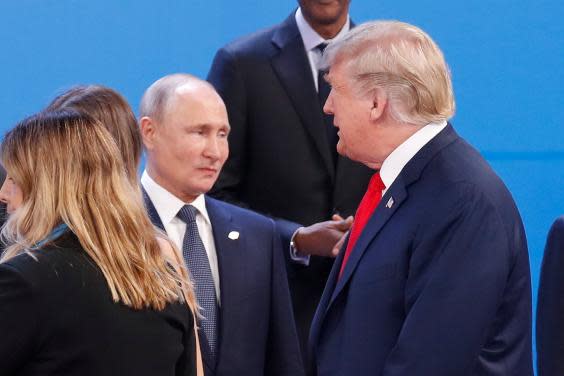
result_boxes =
[339,172,385,279]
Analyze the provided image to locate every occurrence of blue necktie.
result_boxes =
[177,204,218,361]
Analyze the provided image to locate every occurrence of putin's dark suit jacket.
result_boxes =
[144,194,304,376]
[0,232,196,376]
[537,216,564,375]
[207,12,373,357]
[309,125,533,375]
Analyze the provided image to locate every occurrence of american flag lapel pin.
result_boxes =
[386,197,394,209]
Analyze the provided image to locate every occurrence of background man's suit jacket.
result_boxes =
[144,194,304,376]
[207,12,373,357]
[309,125,533,376]
[537,216,564,376]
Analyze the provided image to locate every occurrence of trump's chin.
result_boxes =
[336,141,344,155]
[336,142,352,161]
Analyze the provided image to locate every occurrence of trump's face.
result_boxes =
[324,61,410,169]
[323,62,382,168]
[143,85,230,203]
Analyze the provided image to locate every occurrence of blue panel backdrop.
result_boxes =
[1,1,562,372]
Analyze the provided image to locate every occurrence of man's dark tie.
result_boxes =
[316,42,339,165]
[177,204,218,361]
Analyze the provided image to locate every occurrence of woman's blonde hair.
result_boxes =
[0,109,196,311]
[46,85,142,184]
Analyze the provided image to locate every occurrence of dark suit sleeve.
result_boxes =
[537,216,564,376]
[265,219,306,376]
[382,186,530,374]
[207,47,249,207]
[0,263,38,374]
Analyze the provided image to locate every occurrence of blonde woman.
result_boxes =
[0,109,202,375]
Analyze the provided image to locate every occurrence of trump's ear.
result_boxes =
[139,116,157,150]
[369,88,387,122]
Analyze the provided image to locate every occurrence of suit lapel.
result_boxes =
[329,182,408,306]
[142,188,165,231]
[270,14,335,179]
[308,235,348,352]
[204,196,244,372]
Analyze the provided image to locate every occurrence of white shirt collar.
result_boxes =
[380,121,448,192]
[141,170,211,226]
[295,7,350,52]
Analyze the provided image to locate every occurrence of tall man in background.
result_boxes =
[139,74,304,376]
[308,21,532,375]
[207,0,373,359]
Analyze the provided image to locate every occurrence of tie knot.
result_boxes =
[177,204,198,224]
[316,42,329,54]
[368,172,385,193]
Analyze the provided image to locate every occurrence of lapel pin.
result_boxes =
[228,231,240,240]
[386,197,394,209]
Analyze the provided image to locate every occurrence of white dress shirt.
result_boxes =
[295,7,350,90]
[141,171,221,303]
[380,121,448,195]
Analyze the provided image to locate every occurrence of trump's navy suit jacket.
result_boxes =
[144,194,304,376]
[537,216,564,375]
[309,125,533,375]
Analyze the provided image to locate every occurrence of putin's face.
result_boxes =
[143,84,230,203]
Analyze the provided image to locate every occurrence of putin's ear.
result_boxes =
[139,116,157,150]
[369,88,387,121]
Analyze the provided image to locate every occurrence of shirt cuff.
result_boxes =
[289,228,310,266]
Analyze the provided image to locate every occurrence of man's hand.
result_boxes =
[293,215,353,258]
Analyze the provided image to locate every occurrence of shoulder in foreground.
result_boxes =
[220,21,284,56]
[551,216,564,231]
[0,233,82,275]
[205,196,274,226]
[546,216,564,246]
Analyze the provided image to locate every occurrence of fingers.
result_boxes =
[332,214,344,221]
[331,232,347,257]
[332,215,354,231]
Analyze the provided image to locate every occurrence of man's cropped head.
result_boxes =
[298,0,350,27]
